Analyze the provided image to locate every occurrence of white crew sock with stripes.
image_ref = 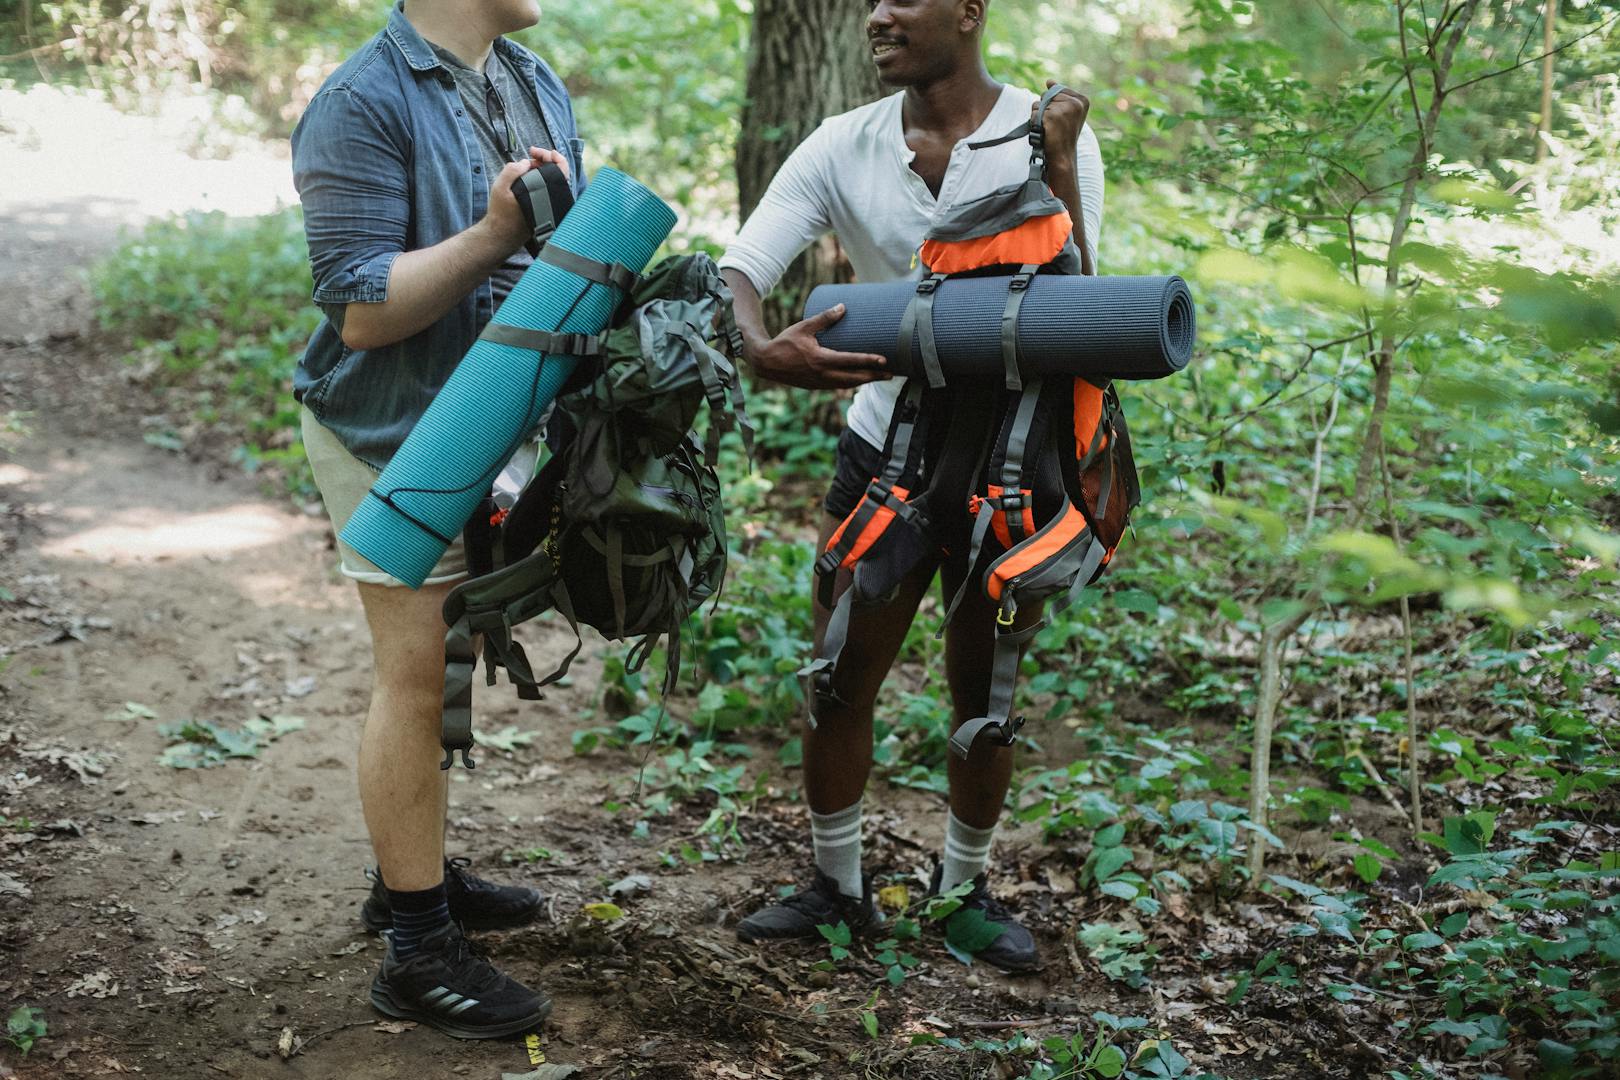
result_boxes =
[811,800,864,899]
[941,810,997,892]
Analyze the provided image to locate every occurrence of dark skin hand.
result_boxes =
[1035,79,1095,276]
[721,269,890,390]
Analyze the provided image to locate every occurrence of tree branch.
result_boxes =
[1445,10,1619,96]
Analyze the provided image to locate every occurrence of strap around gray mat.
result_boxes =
[1000,265,1037,391]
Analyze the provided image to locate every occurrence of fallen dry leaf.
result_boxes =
[877,884,910,911]
[373,1020,417,1034]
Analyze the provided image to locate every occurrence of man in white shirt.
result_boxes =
[719,0,1104,972]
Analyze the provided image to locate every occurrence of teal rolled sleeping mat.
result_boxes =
[340,168,678,587]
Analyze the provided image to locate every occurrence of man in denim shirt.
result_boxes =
[291,0,580,1039]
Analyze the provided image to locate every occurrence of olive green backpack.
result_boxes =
[438,254,751,768]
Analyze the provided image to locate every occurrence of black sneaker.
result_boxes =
[360,857,545,933]
[736,868,880,942]
[370,921,550,1039]
[928,866,1039,974]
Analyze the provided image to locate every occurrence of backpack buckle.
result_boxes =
[1009,274,1032,292]
[915,277,940,295]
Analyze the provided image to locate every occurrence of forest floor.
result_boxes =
[0,87,1582,1080]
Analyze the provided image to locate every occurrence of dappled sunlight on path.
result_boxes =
[40,502,300,563]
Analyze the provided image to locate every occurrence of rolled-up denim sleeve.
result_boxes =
[292,87,408,308]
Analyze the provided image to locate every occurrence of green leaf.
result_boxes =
[6,1005,45,1054]
[1113,589,1158,614]
[1442,811,1496,855]
[1353,854,1383,884]
[1100,880,1139,900]
[1094,1044,1126,1077]
[1094,823,1127,847]
[1093,846,1134,883]
[945,907,1006,956]
[1402,931,1445,951]
[1536,1039,1577,1068]
[1170,800,1208,825]
[817,922,852,947]
[1358,838,1398,860]
[860,1009,879,1039]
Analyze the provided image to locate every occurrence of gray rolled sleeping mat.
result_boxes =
[805,273,1196,381]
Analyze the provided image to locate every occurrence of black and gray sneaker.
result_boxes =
[736,867,879,942]
[361,857,544,933]
[928,865,1039,974]
[370,921,551,1039]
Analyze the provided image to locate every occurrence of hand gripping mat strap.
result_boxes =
[341,169,677,587]
[805,274,1196,382]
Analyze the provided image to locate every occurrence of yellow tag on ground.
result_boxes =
[526,1033,545,1065]
[877,884,910,912]
[582,902,625,921]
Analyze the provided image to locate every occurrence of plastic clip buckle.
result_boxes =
[916,277,940,295]
[1009,274,1032,292]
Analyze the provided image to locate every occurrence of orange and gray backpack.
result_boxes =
[803,85,1141,758]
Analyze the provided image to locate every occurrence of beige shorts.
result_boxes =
[300,406,538,588]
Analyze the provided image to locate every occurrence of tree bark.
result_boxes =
[737,0,883,333]
[1247,604,1313,882]
[1537,0,1557,161]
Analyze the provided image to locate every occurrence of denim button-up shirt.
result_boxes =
[291,2,585,468]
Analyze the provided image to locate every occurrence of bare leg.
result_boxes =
[356,580,455,891]
[804,513,937,815]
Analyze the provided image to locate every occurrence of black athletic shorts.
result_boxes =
[823,428,885,520]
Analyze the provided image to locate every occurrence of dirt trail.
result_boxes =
[0,89,1102,1080]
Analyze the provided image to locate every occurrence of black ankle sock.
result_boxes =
[387,881,450,958]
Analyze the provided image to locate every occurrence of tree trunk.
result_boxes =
[737,0,883,333]
[1537,0,1557,161]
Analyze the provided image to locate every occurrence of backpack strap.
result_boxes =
[810,380,928,609]
[1000,265,1038,391]
[537,243,643,295]
[939,378,1043,627]
[953,414,1117,761]
[478,324,605,357]
[897,273,948,389]
[683,328,755,462]
[510,162,575,256]
[949,615,1042,758]
[965,82,1069,173]
[804,585,857,720]
[441,620,479,770]
[995,378,1046,548]
[801,378,931,719]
